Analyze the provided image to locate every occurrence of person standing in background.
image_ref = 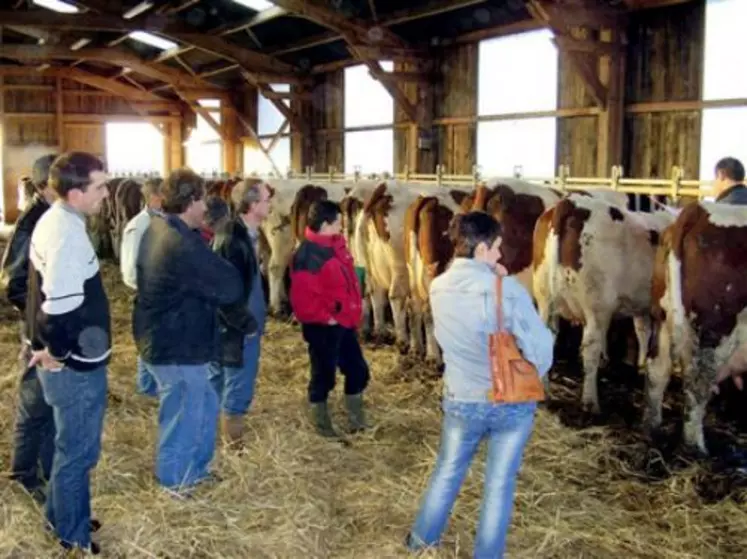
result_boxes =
[209,178,270,446]
[1,154,58,502]
[119,177,164,398]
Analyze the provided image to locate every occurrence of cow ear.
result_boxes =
[449,189,469,206]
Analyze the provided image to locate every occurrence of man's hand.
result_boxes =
[328,318,338,326]
[28,349,64,372]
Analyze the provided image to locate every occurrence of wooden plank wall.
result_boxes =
[623,1,705,180]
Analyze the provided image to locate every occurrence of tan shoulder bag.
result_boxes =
[488,275,546,403]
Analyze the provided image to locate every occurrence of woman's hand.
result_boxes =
[28,349,64,371]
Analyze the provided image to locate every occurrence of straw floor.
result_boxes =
[1,261,747,558]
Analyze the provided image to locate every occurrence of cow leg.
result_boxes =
[643,323,672,433]
[390,296,409,355]
[267,260,288,317]
[371,287,390,344]
[580,314,611,415]
[424,303,442,367]
[633,315,653,371]
[359,294,373,342]
[683,348,715,456]
[408,297,425,359]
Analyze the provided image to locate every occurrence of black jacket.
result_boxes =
[212,217,260,367]
[716,184,747,205]
[132,213,243,365]
[0,194,50,315]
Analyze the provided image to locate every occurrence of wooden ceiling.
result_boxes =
[0,0,694,112]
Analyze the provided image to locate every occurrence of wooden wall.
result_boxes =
[292,0,707,182]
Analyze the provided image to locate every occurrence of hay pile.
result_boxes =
[1,262,746,558]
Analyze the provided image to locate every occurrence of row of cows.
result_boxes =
[86,173,745,457]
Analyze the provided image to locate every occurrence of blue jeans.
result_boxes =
[136,355,157,397]
[145,362,219,489]
[408,400,536,559]
[11,363,55,494]
[209,335,261,416]
[37,364,108,549]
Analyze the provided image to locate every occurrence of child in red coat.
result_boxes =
[289,200,370,438]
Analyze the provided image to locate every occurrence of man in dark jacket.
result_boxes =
[133,168,243,494]
[0,154,57,500]
[289,200,371,438]
[712,157,747,204]
[210,178,270,446]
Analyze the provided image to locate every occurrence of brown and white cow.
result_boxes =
[645,202,747,455]
[262,179,352,315]
[403,187,471,364]
[532,194,675,413]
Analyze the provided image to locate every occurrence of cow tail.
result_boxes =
[548,198,574,304]
[352,206,369,272]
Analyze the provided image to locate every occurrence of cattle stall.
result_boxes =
[1,1,746,558]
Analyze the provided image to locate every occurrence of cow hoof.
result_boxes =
[396,341,409,356]
[581,401,602,417]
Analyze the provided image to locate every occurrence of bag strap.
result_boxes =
[495,274,505,333]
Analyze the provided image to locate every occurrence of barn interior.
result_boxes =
[1,0,747,557]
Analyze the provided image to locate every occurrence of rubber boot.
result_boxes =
[221,414,245,448]
[344,393,370,432]
[309,402,339,438]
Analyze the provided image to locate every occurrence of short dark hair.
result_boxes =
[307,200,341,232]
[162,168,205,214]
[715,157,745,182]
[232,178,264,215]
[450,211,502,258]
[141,177,163,199]
[204,196,230,230]
[32,153,58,191]
[48,152,105,198]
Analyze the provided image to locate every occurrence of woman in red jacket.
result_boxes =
[289,200,370,439]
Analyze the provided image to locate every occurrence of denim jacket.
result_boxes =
[430,258,555,402]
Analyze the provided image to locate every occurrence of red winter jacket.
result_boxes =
[289,227,362,329]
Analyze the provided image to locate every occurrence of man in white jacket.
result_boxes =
[120,177,164,396]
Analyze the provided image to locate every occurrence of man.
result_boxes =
[133,168,243,495]
[26,152,110,554]
[210,178,270,445]
[119,177,164,397]
[0,154,57,501]
[289,200,370,438]
[712,157,747,204]
[199,195,231,244]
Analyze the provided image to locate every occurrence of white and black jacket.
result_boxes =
[26,201,112,371]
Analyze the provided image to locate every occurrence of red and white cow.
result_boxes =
[646,201,747,455]
[532,194,675,412]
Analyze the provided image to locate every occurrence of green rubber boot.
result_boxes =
[344,393,370,432]
[310,402,339,438]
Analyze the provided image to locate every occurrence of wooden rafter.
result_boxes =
[241,70,307,134]
[0,45,222,92]
[175,91,227,141]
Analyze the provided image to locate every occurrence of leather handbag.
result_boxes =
[488,275,546,403]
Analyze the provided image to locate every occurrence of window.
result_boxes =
[232,0,274,11]
[243,137,291,177]
[703,0,747,101]
[477,30,558,178]
[186,99,223,174]
[128,32,178,51]
[258,84,290,136]
[478,29,557,115]
[105,122,165,176]
[344,129,394,175]
[699,107,747,187]
[344,62,394,128]
[477,118,557,178]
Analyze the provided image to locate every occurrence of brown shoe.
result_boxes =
[221,414,245,447]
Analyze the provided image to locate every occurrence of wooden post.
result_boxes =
[596,29,625,176]
[221,102,238,175]
[56,77,64,152]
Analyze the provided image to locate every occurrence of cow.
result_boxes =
[645,201,747,455]
[111,178,144,261]
[403,187,471,365]
[261,179,352,316]
[532,194,675,413]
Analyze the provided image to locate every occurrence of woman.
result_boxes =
[406,211,555,559]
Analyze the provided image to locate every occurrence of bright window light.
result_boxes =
[344,129,394,175]
[232,0,275,10]
[105,122,165,176]
[258,84,290,136]
[32,0,79,13]
[123,1,154,19]
[244,137,291,177]
[128,31,178,51]
[703,0,747,100]
[477,118,557,178]
[344,62,394,128]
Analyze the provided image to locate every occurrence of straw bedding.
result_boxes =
[1,261,747,558]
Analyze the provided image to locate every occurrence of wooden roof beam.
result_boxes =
[242,70,307,134]
[0,44,222,91]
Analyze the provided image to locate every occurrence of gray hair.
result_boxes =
[232,177,264,215]
[141,177,163,199]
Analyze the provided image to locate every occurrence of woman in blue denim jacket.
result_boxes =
[406,212,555,559]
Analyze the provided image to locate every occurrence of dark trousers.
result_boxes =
[11,362,55,493]
[301,324,370,403]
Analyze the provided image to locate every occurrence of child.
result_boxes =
[289,200,371,438]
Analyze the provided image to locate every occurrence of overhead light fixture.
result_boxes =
[70,38,91,51]
[231,0,275,11]
[128,31,178,51]
[123,1,154,19]
[32,0,79,13]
